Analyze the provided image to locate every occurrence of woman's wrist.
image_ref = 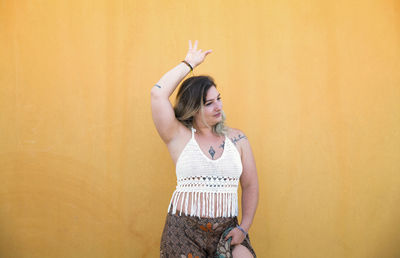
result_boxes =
[236,225,248,236]
[182,60,194,71]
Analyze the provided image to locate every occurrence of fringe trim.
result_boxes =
[167,190,238,218]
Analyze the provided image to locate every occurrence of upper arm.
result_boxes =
[232,129,258,189]
[150,88,182,144]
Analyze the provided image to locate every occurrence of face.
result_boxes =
[194,86,223,127]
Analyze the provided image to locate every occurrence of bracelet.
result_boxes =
[236,225,248,236]
[182,60,193,71]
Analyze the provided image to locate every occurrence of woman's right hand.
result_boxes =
[184,40,212,69]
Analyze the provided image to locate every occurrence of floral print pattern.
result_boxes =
[160,211,256,257]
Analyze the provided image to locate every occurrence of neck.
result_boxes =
[193,122,215,137]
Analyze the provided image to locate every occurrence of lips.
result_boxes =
[214,113,221,117]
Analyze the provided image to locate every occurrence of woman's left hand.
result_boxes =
[224,227,246,245]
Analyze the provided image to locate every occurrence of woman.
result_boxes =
[151,40,259,258]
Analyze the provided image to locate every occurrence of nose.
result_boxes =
[215,100,222,111]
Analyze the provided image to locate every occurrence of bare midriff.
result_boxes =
[173,192,234,218]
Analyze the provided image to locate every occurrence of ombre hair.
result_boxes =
[174,75,227,136]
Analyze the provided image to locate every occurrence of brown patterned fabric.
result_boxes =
[160,210,256,258]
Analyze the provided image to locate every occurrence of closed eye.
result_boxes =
[206,97,221,106]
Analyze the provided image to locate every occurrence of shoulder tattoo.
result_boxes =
[230,133,248,145]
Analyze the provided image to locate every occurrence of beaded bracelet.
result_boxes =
[236,225,248,236]
[182,60,193,71]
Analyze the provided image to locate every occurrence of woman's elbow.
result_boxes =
[242,178,259,191]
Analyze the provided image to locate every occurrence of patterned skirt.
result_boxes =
[160,209,256,258]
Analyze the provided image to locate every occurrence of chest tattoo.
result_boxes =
[208,140,225,160]
[219,140,225,150]
[208,146,216,159]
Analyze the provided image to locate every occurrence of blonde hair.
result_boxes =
[174,75,227,136]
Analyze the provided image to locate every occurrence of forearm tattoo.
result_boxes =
[154,84,161,89]
[231,134,248,145]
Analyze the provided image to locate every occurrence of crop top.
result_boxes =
[167,126,243,218]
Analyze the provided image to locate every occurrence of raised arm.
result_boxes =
[151,40,212,144]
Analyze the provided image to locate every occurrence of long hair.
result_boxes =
[173,75,227,136]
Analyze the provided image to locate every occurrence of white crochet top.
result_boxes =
[167,127,243,218]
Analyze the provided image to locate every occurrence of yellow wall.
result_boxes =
[1,0,399,257]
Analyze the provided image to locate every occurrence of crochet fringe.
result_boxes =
[167,190,238,218]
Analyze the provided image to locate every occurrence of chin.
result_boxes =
[206,117,222,127]
[213,118,222,125]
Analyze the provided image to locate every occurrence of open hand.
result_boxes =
[184,40,212,69]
